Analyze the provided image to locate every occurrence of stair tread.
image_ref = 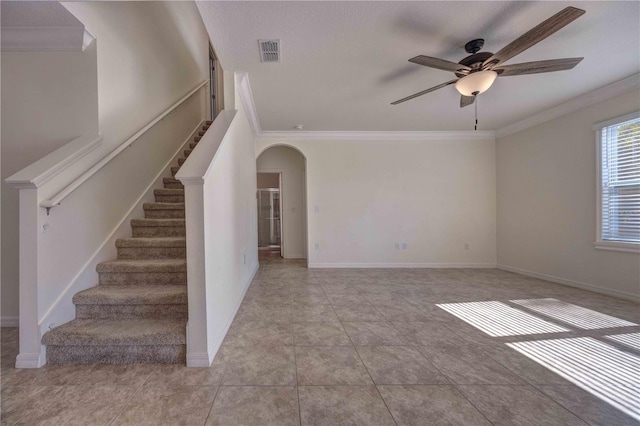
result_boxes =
[131,218,185,226]
[116,237,185,248]
[42,318,186,346]
[74,285,187,305]
[154,188,184,194]
[97,258,186,273]
[143,202,185,210]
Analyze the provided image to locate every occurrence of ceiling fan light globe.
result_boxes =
[455,70,498,96]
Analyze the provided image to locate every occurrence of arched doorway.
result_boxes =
[256,145,307,261]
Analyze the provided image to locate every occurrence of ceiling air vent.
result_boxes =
[258,39,280,63]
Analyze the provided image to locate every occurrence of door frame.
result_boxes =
[209,44,224,120]
[257,171,284,257]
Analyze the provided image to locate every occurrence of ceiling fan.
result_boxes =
[391,6,585,108]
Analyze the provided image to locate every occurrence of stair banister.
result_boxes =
[39,79,209,214]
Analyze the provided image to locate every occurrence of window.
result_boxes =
[595,112,640,252]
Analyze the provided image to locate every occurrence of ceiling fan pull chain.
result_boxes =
[474,94,478,131]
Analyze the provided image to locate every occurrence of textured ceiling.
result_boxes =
[198,1,640,131]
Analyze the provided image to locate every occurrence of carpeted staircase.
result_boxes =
[41,121,212,364]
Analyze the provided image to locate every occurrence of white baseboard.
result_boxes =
[1,316,19,327]
[15,352,45,368]
[308,262,497,269]
[186,261,259,367]
[186,352,211,368]
[497,264,640,302]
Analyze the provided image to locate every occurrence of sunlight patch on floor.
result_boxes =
[606,333,640,352]
[508,337,640,421]
[436,301,569,337]
[511,298,637,330]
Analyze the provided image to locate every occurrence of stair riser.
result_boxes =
[132,226,185,237]
[99,272,187,285]
[117,247,186,259]
[164,182,184,190]
[144,209,185,219]
[155,194,184,203]
[46,344,186,364]
[171,167,180,177]
[194,136,202,142]
[184,150,191,158]
[76,304,188,319]
[190,142,198,149]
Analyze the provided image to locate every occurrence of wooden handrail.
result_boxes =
[40,80,208,214]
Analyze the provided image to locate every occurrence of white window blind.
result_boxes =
[599,114,640,245]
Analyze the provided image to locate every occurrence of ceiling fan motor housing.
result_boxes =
[456,51,494,77]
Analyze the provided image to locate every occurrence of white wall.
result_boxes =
[497,91,640,301]
[1,40,99,324]
[257,146,307,258]
[62,2,209,155]
[177,73,258,366]
[256,136,497,267]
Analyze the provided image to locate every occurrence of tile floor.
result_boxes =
[2,255,639,425]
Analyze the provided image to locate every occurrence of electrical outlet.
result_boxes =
[402,243,408,250]
[314,205,320,213]
[42,224,49,234]
[243,254,246,264]
[395,243,400,249]
[315,243,320,250]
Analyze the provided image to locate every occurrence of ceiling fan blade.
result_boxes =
[494,57,583,76]
[460,95,476,108]
[391,79,458,105]
[483,6,585,68]
[409,55,471,73]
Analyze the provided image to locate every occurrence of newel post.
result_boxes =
[179,178,211,367]
[14,185,45,367]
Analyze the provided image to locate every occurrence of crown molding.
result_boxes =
[496,73,640,139]
[259,130,495,141]
[1,25,93,52]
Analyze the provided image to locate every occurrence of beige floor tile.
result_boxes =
[292,304,339,322]
[298,385,395,425]
[145,363,226,387]
[355,346,449,385]
[457,385,588,425]
[333,305,384,321]
[374,305,432,322]
[112,385,216,425]
[377,385,491,425]
[295,346,373,385]
[223,320,293,347]
[326,294,372,306]
[390,321,469,346]
[537,385,640,426]
[4,385,138,425]
[342,322,410,345]
[417,343,526,385]
[293,321,352,346]
[222,346,296,385]
[206,386,299,426]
